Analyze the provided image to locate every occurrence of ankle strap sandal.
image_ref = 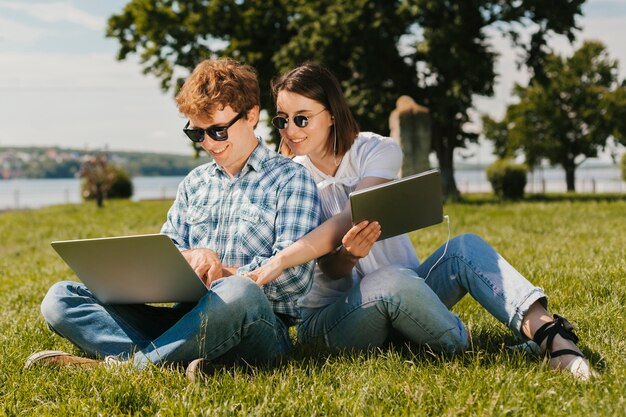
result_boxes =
[532,314,585,359]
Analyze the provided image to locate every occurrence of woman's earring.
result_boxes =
[278,136,284,154]
[333,126,340,167]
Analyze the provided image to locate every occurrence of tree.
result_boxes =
[607,81,626,146]
[80,155,133,207]
[483,41,626,192]
[106,0,584,199]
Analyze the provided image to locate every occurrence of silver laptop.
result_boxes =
[51,234,207,304]
[349,169,444,241]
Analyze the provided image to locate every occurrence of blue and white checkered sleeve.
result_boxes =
[159,179,191,250]
[237,168,320,305]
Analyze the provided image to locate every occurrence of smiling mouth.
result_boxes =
[288,137,307,144]
[210,145,228,155]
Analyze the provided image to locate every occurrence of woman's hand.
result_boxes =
[340,220,381,259]
[317,221,381,278]
[246,255,287,287]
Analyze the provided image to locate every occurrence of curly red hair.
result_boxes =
[176,58,260,120]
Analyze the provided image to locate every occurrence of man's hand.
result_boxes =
[182,248,223,286]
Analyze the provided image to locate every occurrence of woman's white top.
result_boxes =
[297,132,421,308]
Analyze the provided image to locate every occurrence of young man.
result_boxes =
[26,58,320,376]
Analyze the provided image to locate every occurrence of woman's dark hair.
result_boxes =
[271,62,359,157]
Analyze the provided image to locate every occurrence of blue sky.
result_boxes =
[1,0,625,161]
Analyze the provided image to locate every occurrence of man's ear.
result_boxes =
[247,105,261,128]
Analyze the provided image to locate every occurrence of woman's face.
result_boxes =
[275,90,334,159]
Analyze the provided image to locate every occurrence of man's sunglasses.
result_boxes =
[271,108,327,130]
[183,110,246,142]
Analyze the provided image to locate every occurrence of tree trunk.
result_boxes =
[431,124,460,201]
[96,183,104,208]
[564,163,576,192]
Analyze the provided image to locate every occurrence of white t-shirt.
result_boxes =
[297,132,421,308]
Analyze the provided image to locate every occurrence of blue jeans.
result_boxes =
[40,275,292,369]
[298,233,546,353]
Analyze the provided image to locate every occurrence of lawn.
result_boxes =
[1,197,625,416]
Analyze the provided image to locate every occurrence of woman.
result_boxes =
[248,63,593,379]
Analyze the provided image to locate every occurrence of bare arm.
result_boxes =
[248,176,390,285]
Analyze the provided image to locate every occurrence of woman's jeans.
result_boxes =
[40,275,292,369]
[298,233,546,354]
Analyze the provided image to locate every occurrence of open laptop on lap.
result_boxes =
[349,168,444,241]
[51,234,207,304]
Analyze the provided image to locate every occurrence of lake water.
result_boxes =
[455,165,625,194]
[0,176,184,210]
[0,166,624,210]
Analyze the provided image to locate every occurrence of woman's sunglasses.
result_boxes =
[271,108,327,130]
[183,110,246,142]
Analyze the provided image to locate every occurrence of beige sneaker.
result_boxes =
[25,350,102,369]
[186,358,215,381]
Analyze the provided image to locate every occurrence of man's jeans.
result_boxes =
[40,275,292,368]
[298,233,546,353]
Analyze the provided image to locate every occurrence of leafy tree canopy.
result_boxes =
[107,0,585,198]
[483,40,626,192]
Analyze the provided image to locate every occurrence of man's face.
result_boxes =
[188,106,259,177]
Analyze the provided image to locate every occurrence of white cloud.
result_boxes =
[0,1,104,31]
[0,16,47,43]
[0,52,164,90]
[0,51,188,154]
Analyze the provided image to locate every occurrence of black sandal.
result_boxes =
[532,314,585,359]
[532,314,593,379]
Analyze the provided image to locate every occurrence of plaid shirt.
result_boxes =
[161,143,320,322]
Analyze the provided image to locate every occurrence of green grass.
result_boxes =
[1,197,625,416]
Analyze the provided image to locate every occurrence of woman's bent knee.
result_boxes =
[361,267,469,353]
[359,266,423,297]
[450,233,491,253]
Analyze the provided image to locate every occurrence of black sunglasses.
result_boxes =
[183,110,246,142]
[271,108,327,130]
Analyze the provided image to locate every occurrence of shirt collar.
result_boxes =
[244,140,269,173]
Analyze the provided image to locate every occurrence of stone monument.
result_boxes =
[389,95,431,177]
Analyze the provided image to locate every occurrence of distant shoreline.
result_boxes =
[0,146,210,180]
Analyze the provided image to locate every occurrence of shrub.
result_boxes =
[106,168,134,199]
[621,153,626,183]
[486,159,528,200]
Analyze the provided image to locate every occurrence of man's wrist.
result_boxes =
[222,266,237,277]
